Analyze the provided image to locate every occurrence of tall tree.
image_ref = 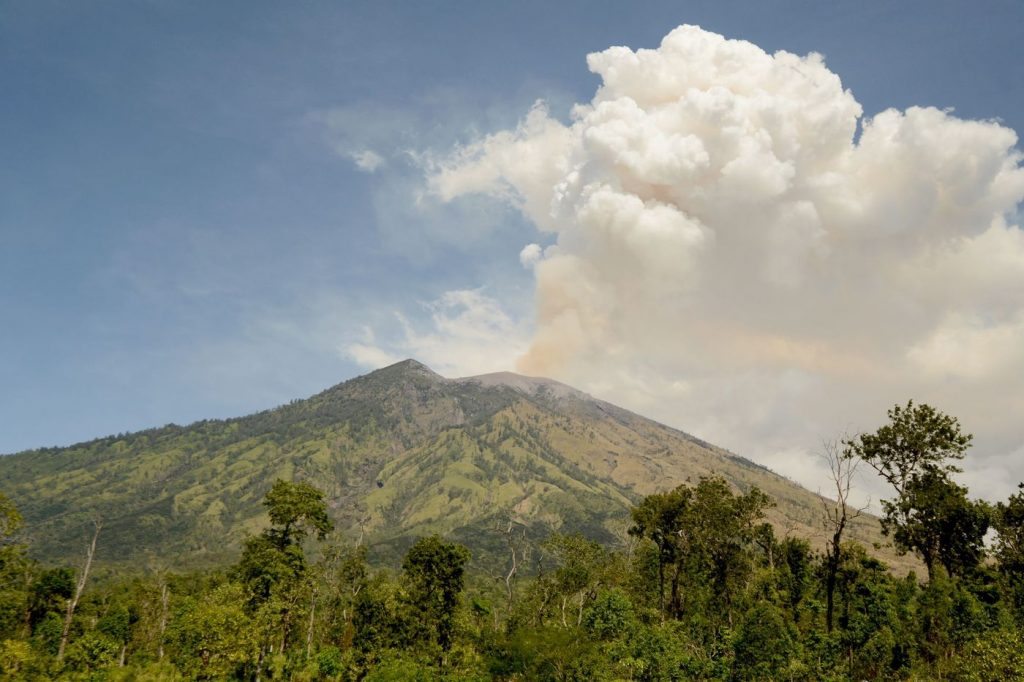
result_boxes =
[993,483,1024,622]
[401,535,470,655]
[630,477,771,623]
[893,469,989,578]
[58,519,101,661]
[687,477,772,625]
[629,485,691,618]
[235,480,334,604]
[847,401,985,580]
[233,480,333,663]
[0,493,28,640]
[820,439,864,632]
[262,479,333,549]
[847,401,971,496]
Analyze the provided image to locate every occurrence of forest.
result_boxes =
[1,401,1023,681]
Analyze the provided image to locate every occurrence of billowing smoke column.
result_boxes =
[428,26,1024,498]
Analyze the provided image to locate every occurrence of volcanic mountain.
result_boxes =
[0,360,892,569]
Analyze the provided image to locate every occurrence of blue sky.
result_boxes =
[2,0,1023,465]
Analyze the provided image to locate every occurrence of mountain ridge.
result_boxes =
[0,359,902,571]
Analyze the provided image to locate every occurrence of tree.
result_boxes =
[629,485,691,619]
[630,477,772,624]
[167,583,258,680]
[820,439,864,632]
[892,470,989,579]
[233,480,333,664]
[542,534,610,628]
[58,519,101,661]
[847,402,985,580]
[847,401,972,495]
[0,493,28,640]
[262,479,333,549]
[401,535,470,654]
[731,602,794,681]
[234,480,334,603]
[686,477,772,624]
[992,483,1024,622]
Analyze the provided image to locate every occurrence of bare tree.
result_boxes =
[144,554,172,662]
[500,518,529,614]
[820,439,865,633]
[158,579,170,661]
[58,519,101,661]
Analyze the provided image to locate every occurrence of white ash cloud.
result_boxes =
[426,25,1024,501]
[346,289,530,378]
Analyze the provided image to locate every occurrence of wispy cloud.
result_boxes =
[345,289,530,377]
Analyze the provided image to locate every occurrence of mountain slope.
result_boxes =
[0,360,895,569]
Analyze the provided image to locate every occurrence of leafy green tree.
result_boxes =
[848,401,986,580]
[687,477,772,623]
[235,534,306,607]
[916,572,994,667]
[542,533,611,628]
[0,493,28,640]
[630,478,771,623]
[233,480,333,666]
[847,400,972,493]
[0,638,32,678]
[28,567,74,633]
[947,627,1024,681]
[63,630,119,673]
[236,481,333,594]
[830,544,913,679]
[993,483,1024,623]
[353,573,405,662]
[731,602,794,681]
[262,479,333,549]
[167,583,258,680]
[582,588,635,641]
[629,485,691,618]
[402,536,470,654]
[317,542,369,649]
[95,599,134,666]
[777,537,813,626]
[892,469,989,579]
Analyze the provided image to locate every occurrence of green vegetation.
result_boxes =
[0,361,897,573]
[0,400,1022,679]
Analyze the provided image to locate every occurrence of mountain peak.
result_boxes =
[365,358,445,381]
[455,371,589,401]
[0,354,900,573]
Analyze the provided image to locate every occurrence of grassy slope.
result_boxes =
[0,360,911,572]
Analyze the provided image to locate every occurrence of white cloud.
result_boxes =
[519,243,542,268]
[346,342,401,369]
[346,289,530,377]
[313,101,525,264]
[424,25,1024,501]
[352,149,385,172]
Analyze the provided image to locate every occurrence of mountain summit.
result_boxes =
[0,360,888,568]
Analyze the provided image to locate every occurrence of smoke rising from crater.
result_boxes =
[424,25,1024,499]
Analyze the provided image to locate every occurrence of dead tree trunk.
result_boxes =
[58,519,101,661]
[158,580,169,661]
[305,584,319,660]
[820,440,863,633]
[499,518,527,616]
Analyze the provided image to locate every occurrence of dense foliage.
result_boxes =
[1,403,1022,680]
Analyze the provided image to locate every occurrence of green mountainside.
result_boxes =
[0,360,895,570]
